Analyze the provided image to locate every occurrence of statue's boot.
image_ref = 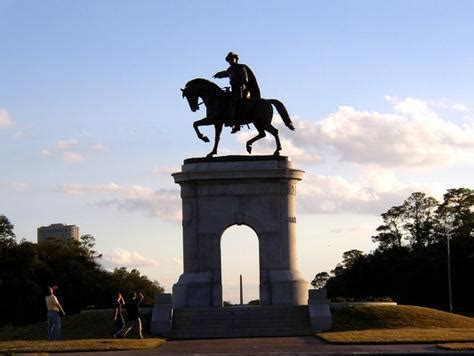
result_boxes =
[231,101,243,134]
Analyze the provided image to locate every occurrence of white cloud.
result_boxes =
[59,182,181,222]
[40,149,53,157]
[235,130,321,164]
[91,143,108,152]
[284,97,474,168]
[298,172,439,215]
[0,109,14,128]
[102,248,159,268]
[450,104,470,113]
[57,139,79,150]
[62,151,84,162]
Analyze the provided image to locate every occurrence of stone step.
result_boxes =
[170,305,312,339]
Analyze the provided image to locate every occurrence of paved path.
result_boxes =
[56,336,468,355]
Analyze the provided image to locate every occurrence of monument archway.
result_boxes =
[220,224,259,304]
[172,156,309,308]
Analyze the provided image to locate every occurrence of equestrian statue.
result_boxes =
[181,52,295,157]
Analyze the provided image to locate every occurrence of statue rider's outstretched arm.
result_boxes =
[213,70,229,79]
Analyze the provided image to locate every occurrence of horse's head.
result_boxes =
[181,83,200,112]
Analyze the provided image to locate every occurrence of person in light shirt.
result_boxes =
[45,286,65,340]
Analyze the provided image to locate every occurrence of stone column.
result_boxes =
[172,156,309,308]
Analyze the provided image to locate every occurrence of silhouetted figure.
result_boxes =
[122,292,144,339]
[112,292,125,338]
[213,52,261,133]
[181,78,294,157]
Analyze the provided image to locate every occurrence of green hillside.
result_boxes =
[332,305,474,331]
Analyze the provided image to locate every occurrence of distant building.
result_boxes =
[37,223,79,244]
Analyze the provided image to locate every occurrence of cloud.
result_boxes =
[235,130,321,164]
[284,97,474,168]
[57,139,79,150]
[40,149,53,157]
[59,182,181,222]
[168,256,183,267]
[0,109,14,128]
[152,167,179,176]
[91,143,108,152]
[8,181,27,190]
[62,151,84,162]
[102,248,159,268]
[298,172,439,215]
[330,225,377,234]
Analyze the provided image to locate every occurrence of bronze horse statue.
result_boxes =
[181,78,295,157]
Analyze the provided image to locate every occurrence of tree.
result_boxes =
[0,226,165,326]
[342,249,364,268]
[324,188,474,311]
[371,205,405,250]
[436,188,474,240]
[109,267,164,304]
[402,192,438,248]
[78,234,102,260]
[311,272,330,289]
[0,215,15,240]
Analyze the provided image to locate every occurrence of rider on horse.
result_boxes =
[213,52,261,133]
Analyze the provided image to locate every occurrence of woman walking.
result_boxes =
[112,292,125,338]
[45,286,65,340]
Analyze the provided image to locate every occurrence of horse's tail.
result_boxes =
[268,99,295,131]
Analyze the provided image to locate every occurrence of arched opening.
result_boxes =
[221,225,259,306]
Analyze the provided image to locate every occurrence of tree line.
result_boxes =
[312,188,474,312]
[0,215,164,326]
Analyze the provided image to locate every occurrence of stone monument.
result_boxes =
[171,155,309,308]
[151,53,332,337]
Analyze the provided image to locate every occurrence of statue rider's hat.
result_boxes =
[225,51,239,63]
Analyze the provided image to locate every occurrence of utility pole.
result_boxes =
[239,274,243,305]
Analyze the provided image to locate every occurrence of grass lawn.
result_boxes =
[0,309,166,352]
[437,342,474,350]
[0,309,154,340]
[318,327,474,344]
[0,339,165,353]
[317,305,474,345]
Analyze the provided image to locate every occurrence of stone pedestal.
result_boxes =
[172,156,309,308]
[308,289,332,331]
[150,293,173,337]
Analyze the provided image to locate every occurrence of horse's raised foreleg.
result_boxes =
[207,123,223,157]
[265,124,282,156]
[193,118,214,143]
[246,128,266,154]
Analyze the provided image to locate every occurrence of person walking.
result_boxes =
[112,292,126,338]
[122,292,144,339]
[45,285,65,340]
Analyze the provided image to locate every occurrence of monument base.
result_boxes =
[262,270,309,305]
[172,272,222,308]
[150,293,173,337]
[172,156,308,309]
[308,289,332,331]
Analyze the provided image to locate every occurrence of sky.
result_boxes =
[1,1,473,303]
